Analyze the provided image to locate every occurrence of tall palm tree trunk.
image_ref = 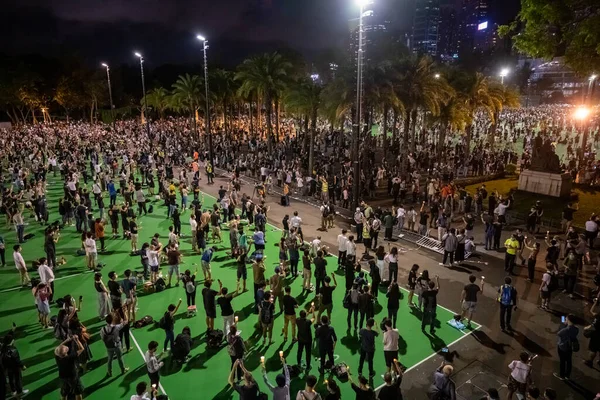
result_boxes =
[465,124,473,158]
[438,124,448,158]
[249,101,254,138]
[309,110,317,174]
[275,101,281,142]
[409,109,418,152]
[266,96,273,152]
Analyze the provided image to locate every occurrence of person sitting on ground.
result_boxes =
[171,326,193,363]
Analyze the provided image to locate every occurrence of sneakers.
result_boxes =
[122,367,129,374]
[552,373,565,381]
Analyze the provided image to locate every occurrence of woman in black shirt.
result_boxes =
[368,260,381,301]
[407,264,419,308]
[386,282,401,329]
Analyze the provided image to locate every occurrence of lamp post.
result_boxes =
[197,35,213,173]
[574,106,590,166]
[352,0,370,209]
[588,74,597,104]
[500,68,509,85]
[134,52,151,137]
[101,63,115,127]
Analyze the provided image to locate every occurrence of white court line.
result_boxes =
[130,329,168,397]
[0,270,93,293]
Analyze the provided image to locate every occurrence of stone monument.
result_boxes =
[518,134,572,197]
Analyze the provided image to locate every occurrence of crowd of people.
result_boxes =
[0,106,599,400]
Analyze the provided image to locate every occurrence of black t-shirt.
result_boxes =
[320,285,336,305]
[463,283,481,302]
[422,289,438,311]
[296,317,313,343]
[130,221,138,234]
[563,206,575,221]
[202,288,218,311]
[108,280,121,297]
[419,213,429,225]
[359,328,378,352]
[163,311,175,331]
[351,383,375,400]
[465,217,474,230]
[314,257,327,278]
[378,378,403,400]
[217,295,234,316]
[283,294,297,315]
[234,382,259,400]
[56,350,78,380]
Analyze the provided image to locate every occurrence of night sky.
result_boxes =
[2,0,519,67]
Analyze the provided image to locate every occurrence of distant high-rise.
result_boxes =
[458,0,497,56]
[437,4,459,61]
[412,0,441,56]
[349,3,391,62]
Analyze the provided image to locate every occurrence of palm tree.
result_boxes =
[428,97,471,157]
[144,87,170,120]
[285,78,322,173]
[210,69,236,138]
[395,55,454,154]
[320,74,354,147]
[236,52,292,150]
[171,74,204,134]
[457,72,503,157]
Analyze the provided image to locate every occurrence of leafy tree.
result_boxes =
[499,0,600,75]
[171,74,204,133]
[143,87,170,119]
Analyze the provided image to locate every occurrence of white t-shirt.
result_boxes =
[13,252,26,270]
[84,238,97,254]
[508,360,531,383]
[290,216,302,228]
[541,272,551,292]
[383,329,400,351]
[130,395,151,400]
[347,241,356,256]
[337,234,347,252]
[147,250,159,267]
[190,218,198,232]
[396,208,406,218]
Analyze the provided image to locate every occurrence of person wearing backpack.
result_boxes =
[160,299,182,352]
[539,264,556,310]
[260,291,275,345]
[227,325,246,380]
[1,334,28,399]
[296,374,322,400]
[497,277,517,332]
[554,314,579,381]
[99,313,129,377]
[182,269,197,308]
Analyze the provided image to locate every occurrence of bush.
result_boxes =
[505,163,517,175]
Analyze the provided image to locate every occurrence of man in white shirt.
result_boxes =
[494,199,511,224]
[290,211,303,242]
[13,245,30,286]
[337,229,348,269]
[382,319,399,373]
[189,214,198,252]
[396,205,406,231]
[38,258,55,302]
[585,215,598,249]
[310,237,322,257]
[131,382,155,400]
[84,232,98,270]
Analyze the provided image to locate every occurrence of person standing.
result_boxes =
[441,229,458,266]
[553,314,579,381]
[347,283,360,330]
[227,325,246,380]
[348,374,375,399]
[584,298,600,368]
[368,260,381,302]
[99,313,130,377]
[160,300,182,352]
[94,272,111,320]
[385,247,399,284]
[337,229,348,269]
[421,276,440,334]
[498,277,518,332]
[386,282,401,329]
[54,335,85,400]
[315,315,337,373]
[202,280,221,332]
[585,215,598,249]
[314,251,328,295]
[296,306,316,370]
[144,340,164,388]
[260,292,275,345]
[562,250,578,298]
[504,234,520,275]
[460,275,483,327]
[358,318,378,377]
[262,353,291,400]
[217,286,237,334]
[382,319,399,373]
[282,286,298,342]
[1,334,28,399]
[406,264,419,308]
[37,257,55,302]
[252,256,266,313]
[318,274,337,320]
[506,352,532,400]
[12,245,30,287]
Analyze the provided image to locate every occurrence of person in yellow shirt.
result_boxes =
[504,233,519,275]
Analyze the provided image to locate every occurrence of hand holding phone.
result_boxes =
[561,316,566,324]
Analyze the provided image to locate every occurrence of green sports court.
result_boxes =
[0,176,479,399]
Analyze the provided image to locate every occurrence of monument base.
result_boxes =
[518,170,572,198]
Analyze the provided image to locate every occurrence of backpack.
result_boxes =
[497,285,512,306]
[155,278,166,292]
[101,326,117,348]
[571,337,580,352]
[333,362,349,379]
[342,291,351,309]
[298,391,322,400]
[148,204,154,214]
[185,279,195,294]
[54,322,67,340]
[227,335,245,357]
[547,273,559,293]
[260,302,273,324]
[133,315,154,329]
[207,329,224,348]
[159,312,169,330]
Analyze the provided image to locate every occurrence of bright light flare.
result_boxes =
[134,52,142,58]
[574,107,590,121]
[356,0,372,6]
[590,74,598,81]
[196,35,206,41]
[434,73,440,79]
[500,68,510,77]
[101,63,108,68]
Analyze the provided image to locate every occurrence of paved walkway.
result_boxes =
[206,170,599,399]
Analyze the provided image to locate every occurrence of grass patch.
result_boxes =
[465,178,594,228]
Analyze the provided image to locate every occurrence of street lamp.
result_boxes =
[500,68,510,84]
[434,73,441,79]
[588,74,598,104]
[101,63,115,127]
[574,106,591,165]
[352,0,371,209]
[197,35,213,174]
[134,51,151,136]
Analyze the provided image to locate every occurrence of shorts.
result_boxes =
[150,264,159,273]
[148,371,160,386]
[261,321,273,330]
[461,301,477,314]
[319,303,333,314]
[363,238,372,248]
[201,260,211,273]
[169,264,179,276]
[237,268,247,280]
[303,269,311,279]
[255,243,265,251]
[61,376,84,397]
[507,375,527,394]
[540,290,551,300]
[384,350,398,367]
[37,301,50,315]
[212,226,221,236]
[131,233,138,243]
[206,308,216,319]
